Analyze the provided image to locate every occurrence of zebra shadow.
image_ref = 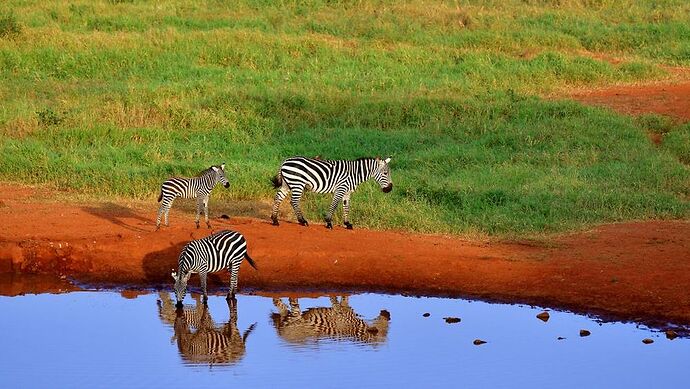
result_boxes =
[81,203,151,233]
[271,295,390,347]
[157,292,256,367]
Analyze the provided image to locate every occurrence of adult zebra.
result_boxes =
[270,156,393,229]
[172,230,257,308]
[156,163,230,230]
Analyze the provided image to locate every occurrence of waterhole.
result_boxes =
[1,282,687,387]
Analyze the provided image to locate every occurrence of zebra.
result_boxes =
[271,296,390,346]
[172,230,257,308]
[270,156,393,229]
[157,292,256,366]
[156,163,230,230]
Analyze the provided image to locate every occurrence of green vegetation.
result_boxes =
[0,0,688,235]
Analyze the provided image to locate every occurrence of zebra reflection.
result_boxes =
[271,296,390,346]
[157,292,256,366]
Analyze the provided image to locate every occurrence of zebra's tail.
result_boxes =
[271,172,282,189]
[244,253,258,270]
[157,188,163,202]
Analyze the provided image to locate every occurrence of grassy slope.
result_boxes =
[0,0,688,235]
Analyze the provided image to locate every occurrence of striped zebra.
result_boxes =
[156,164,230,230]
[271,296,390,346]
[172,230,257,308]
[157,292,256,366]
[270,156,393,229]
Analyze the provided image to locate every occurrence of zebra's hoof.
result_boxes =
[344,222,353,230]
[271,219,280,226]
[202,296,208,305]
[326,221,333,229]
[299,219,309,227]
[175,301,183,309]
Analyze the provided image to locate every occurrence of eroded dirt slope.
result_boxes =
[1,184,688,326]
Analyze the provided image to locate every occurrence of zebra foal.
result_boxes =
[172,230,257,308]
[271,156,393,229]
[156,163,230,230]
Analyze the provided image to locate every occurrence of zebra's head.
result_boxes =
[373,157,393,193]
[212,163,230,189]
[172,268,192,308]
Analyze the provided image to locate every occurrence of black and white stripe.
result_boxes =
[271,296,390,345]
[270,156,393,229]
[156,163,230,230]
[157,293,256,366]
[172,230,257,307]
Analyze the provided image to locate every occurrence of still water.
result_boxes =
[1,290,687,388]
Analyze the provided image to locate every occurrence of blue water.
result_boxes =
[0,290,687,388]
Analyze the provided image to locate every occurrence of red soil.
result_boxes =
[568,80,690,122]
[1,184,689,326]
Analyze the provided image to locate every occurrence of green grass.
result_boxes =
[0,0,688,235]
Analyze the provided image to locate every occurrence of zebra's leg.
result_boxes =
[271,185,289,226]
[325,190,345,229]
[203,195,211,229]
[288,297,301,316]
[200,272,208,304]
[227,262,240,300]
[289,186,309,226]
[273,298,289,316]
[157,197,174,229]
[195,197,204,229]
[164,198,172,227]
[156,203,165,230]
[342,192,354,229]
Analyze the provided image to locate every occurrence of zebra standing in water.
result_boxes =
[172,230,257,308]
[271,156,393,229]
[156,164,230,230]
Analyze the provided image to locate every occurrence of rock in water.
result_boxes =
[536,311,550,322]
[642,338,654,344]
[423,313,430,317]
[444,317,461,324]
[579,329,591,337]
[473,339,487,345]
[665,330,678,340]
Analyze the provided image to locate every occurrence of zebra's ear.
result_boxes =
[221,163,226,170]
[384,157,391,164]
[211,166,219,172]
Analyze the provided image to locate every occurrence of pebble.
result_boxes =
[473,339,486,345]
[423,313,430,317]
[536,311,550,322]
[642,338,654,344]
[444,317,461,324]
[579,329,591,337]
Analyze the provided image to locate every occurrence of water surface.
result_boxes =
[1,290,686,388]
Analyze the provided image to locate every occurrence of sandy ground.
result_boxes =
[1,183,688,328]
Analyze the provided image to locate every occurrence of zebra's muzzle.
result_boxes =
[224,183,230,188]
[382,183,393,193]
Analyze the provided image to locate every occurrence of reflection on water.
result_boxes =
[271,296,390,347]
[1,287,689,387]
[157,293,256,366]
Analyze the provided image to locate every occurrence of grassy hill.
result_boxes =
[1,0,688,235]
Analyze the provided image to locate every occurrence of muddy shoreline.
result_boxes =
[1,184,689,328]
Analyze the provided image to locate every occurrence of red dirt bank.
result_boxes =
[1,184,688,326]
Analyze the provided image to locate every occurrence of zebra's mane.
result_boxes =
[354,157,377,161]
[195,166,217,177]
